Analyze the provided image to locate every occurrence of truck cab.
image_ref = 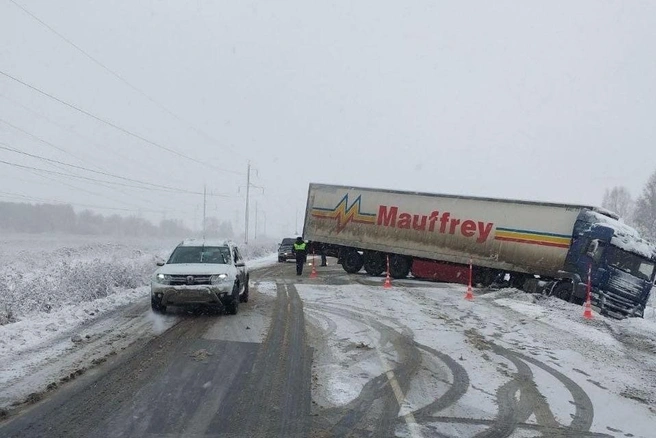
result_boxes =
[566,211,656,317]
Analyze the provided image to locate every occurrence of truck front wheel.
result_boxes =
[552,281,574,302]
[342,250,364,274]
[389,255,411,279]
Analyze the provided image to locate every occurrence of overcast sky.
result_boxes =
[1,0,654,239]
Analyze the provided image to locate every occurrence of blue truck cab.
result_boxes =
[565,210,656,317]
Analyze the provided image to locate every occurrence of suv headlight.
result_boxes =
[154,273,172,285]
[211,273,230,284]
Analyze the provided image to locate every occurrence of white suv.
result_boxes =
[151,239,249,315]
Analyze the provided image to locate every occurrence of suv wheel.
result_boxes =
[151,297,166,314]
[226,283,240,315]
[240,275,250,303]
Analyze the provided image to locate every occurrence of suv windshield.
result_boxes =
[167,246,231,264]
[281,238,295,246]
[607,246,655,281]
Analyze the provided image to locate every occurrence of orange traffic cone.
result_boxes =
[583,263,593,319]
[310,251,318,279]
[383,272,392,289]
[464,258,474,300]
[383,255,392,289]
[583,296,593,320]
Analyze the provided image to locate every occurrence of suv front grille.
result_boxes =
[170,275,212,285]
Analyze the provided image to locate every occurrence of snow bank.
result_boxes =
[0,286,153,359]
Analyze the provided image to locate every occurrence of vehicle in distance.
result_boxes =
[278,237,297,262]
[151,239,249,314]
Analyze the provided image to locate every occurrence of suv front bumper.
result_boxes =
[151,283,233,306]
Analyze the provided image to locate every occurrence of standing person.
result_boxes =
[319,243,327,266]
[292,237,308,275]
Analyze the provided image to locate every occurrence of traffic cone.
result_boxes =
[464,258,474,301]
[310,251,318,278]
[583,263,593,320]
[583,296,593,320]
[383,255,392,289]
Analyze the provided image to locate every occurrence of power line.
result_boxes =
[0,189,167,213]
[0,117,108,172]
[0,157,231,197]
[8,0,248,163]
[0,140,231,196]
[0,69,243,176]
[28,169,161,213]
[0,92,195,189]
[4,153,183,213]
[5,165,198,216]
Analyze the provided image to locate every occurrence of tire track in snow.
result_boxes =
[305,303,423,438]
[304,294,605,437]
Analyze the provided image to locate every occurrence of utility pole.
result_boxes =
[254,201,258,240]
[241,161,263,244]
[194,206,199,236]
[202,184,207,240]
[245,161,251,245]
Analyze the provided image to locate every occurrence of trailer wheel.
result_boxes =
[510,273,531,289]
[473,268,497,287]
[363,251,386,276]
[389,254,411,279]
[342,250,364,274]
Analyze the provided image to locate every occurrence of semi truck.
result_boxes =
[303,183,656,318]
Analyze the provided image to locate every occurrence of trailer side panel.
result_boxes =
[304,184,585,276]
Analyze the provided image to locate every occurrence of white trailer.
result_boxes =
[303,183,656,317]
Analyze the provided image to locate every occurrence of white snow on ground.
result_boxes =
[247,252,279,270]
[296,276,656,438]
[2,234,655,436]
[255,280,278,297]
[0,234,278,411]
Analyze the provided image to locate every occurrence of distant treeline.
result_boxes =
[0,202,232,238]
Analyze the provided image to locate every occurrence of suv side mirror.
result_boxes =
[156,260,165,267]
[235,261,245,267]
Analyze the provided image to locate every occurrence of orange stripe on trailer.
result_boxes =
[494,236,570,248]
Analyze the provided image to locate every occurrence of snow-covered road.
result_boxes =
[269,272,655,437]
[1,236,655,436]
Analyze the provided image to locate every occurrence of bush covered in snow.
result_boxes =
[0,246,160,325]
[241,239,279,260]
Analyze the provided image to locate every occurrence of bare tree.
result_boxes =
[601,186,634,222]
[204,217,234,239]
[633,170,656,241]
